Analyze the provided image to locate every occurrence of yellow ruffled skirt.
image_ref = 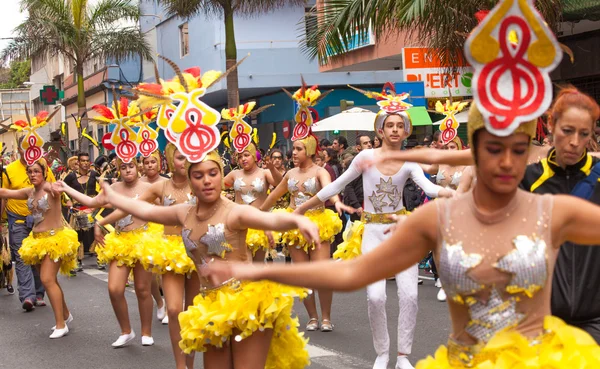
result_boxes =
[333,220,364,260]
[246,228,271,257]
[416,316,600,369]
[179,279,310,369]
[97,223,163,268]
[275,208,342,253]
[141,234,196,275]
[19,227,79,276]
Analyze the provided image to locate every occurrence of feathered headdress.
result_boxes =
[349,82,413,134]
[132,56,247,163]
[465,0,562,138]
[131,104,160,158]
[435,100,469,145]
[11,106,60,166]
[88,93,146,163]
[283,76,332,142]
[221,102,273,154]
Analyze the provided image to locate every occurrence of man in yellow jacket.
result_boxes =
[1,146,55,311]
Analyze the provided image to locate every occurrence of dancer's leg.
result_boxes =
[204,344,233,369]
[395,264,418,356]
[39,256,64,329]
[231,329,273,369]
[184,272,200,369]
[107,261,132,334]
[132,263,153,337]
[162,272,186,369]
[309,242,333,322]
[289,248,318,321]
[151,274,164,308]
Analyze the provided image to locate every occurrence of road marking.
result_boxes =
[81,267,340,359]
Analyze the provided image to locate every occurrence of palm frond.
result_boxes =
[88,0,141,28]
[302,0,563,70]
[235,0,305,15]
[158,0,224,18]
[90,27,154,62]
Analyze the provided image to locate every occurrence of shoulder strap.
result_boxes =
[570,161,600,200]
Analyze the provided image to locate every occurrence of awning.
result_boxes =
[408,107,433,126]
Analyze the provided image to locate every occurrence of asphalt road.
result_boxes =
[0,257,450,369]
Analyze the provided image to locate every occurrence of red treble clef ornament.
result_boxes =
[24,135,43,165]
[139,129,158,158]
[116,129,138,163]
[177,107,219,162]
[233,123,251,153]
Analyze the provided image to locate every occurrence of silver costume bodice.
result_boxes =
[233,176,265,205]
[436,191,554,344]
[27,193,50,226]
[288,176,318,207]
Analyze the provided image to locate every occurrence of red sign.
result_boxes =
[282,120,290,139]
[102,133,115,151]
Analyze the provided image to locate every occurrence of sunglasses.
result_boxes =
[271,155,283,160]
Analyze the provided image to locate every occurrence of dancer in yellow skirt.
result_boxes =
[201,3,600,368]
[97,147,322,369]
[55,98,161,348]
[100,143,199,369]
[222,103,283,262]
[0,109,78,339]
[260,80,342,333]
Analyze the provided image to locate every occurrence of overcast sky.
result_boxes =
[0,1,26,55]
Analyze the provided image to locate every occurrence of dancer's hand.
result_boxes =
[266,231,276,249]
[97,181,114,204]
[384,214,409,235]
[439,188,456,198]
[334,201,357,215]
[51,181,66,193]
[201,260,261,282]
[296,217,321,249]
[94,223,106,246]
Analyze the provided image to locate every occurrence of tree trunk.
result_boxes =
[224,8,239,108]
[76,63,86,151]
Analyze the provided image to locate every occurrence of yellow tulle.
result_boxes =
[416,316,600,369]
[275,208,342,252]
[141,234,196,275]
[19,228,79,276]
[97,223,163,268]
[246,228,271,257]
[179,280,310,369]
[333,220,364,260]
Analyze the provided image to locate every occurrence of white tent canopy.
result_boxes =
[432,110,469,125]
[312,107,376,132]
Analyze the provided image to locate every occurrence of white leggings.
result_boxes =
[362,223,419,356]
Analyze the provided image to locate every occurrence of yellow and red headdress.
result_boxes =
[283,77,332,143]
[435,100,469,146]
[90,96,142,163]
[221,102,273,155]
[131,105,160,158]
[11,107,60,166]
[465,0,562,139]
[133,56,247,163]
[349,83,413,135]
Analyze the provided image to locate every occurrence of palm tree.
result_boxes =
[1,0,154,121]
[303,0,563,69]
[158,0,305,108]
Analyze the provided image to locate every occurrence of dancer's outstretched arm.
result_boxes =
[0,187,30,200]
[356,148,474,170]
[96,182,162,226]
[229,205,320,246]
[204,202,438,292]
[295,152,365,215]
[554,195,600,245]
[53,181,108,208]
[265,158,283,187]
[260,172,289,211]
[98,181,184,227]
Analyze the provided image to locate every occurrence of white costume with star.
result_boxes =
[317,149,442,362]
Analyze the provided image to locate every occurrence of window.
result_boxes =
[180,23,189,57]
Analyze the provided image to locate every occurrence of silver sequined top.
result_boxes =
[27,192,50,226]
[288,176,318,207]
[436,190,554,344]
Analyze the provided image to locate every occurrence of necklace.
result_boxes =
[171,176,188,189]
[195,198,222,221]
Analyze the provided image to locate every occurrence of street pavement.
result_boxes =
[0,257,450,369]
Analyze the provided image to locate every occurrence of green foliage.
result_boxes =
[1,0,153,75]
[0,60,31,89]
[303,0,563,69]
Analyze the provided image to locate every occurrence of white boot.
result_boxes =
[49,325,69,339]
[112,331,136,348]
[437,288,447,302]
[395,356,414,369]
[373,352,389,369]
